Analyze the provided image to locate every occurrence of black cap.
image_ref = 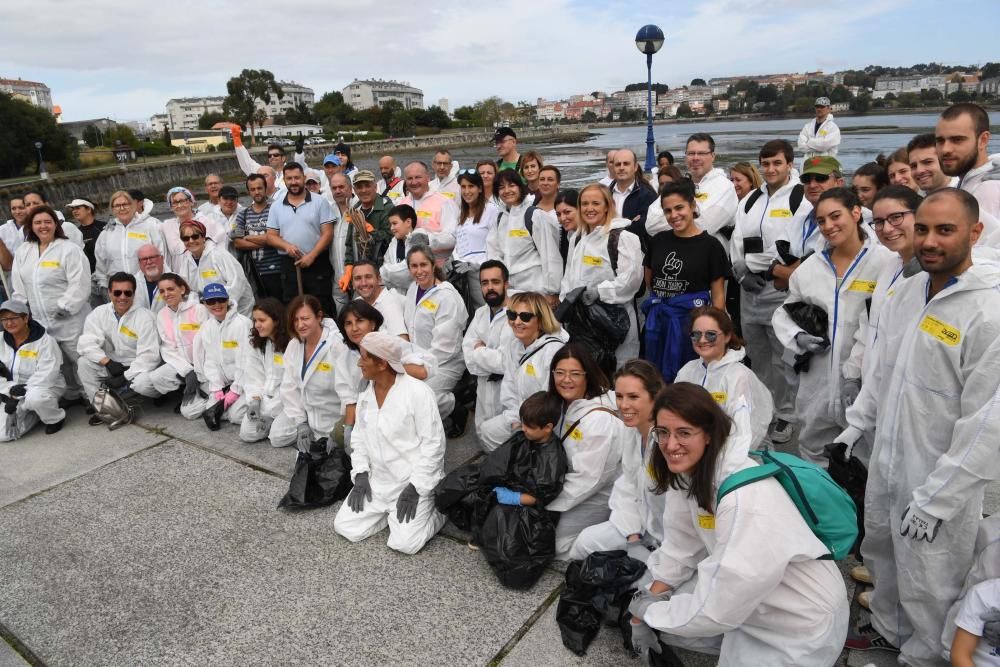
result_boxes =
[493,126,516,143]
[333,142,351,159]
[127,189,145,201]
[219,185,239,199]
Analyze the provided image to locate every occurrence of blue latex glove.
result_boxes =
[494,487,522,506]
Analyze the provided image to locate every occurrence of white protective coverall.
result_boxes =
[560,219,643,364]
[462,302,514,438]
[797,114,841,160]
[187,304,251,424]
[675,347,775,449]
[487,200,562,295]
[160,216,230,269]
[176,240,254,317]
[730,180,813,423]
[235,144,286,190]
[76,302,161,402]
[478,329,568,452]
[645,168,739,252]
[132,270,168,315]
[429,160,461,201]
[958,154,1000,220]
[403,280,467,418]
[270,318,346,447]
[568,427,663,560]
[238,338,285,442]
[94,216,167,287]
[12,237,91,398]
[0,320,66,440]
[941,514,1000,662]
[380,234,418,296]
[860,261,1000,666]
[772,238,895,464]
[399,192,458,267]
[369,288,408,338]
[549,392,626,558]
[134,294,208,401]
[333,373,447,555]
[641,456,849,666]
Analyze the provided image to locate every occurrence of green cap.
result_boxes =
[800,155,841,177]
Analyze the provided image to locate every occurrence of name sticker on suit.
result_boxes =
[222,340,239,349]
[509,229,530,238]
[769,209,792,218]
[698,514,716,530]
[582,256,603,266]
[119,326,138,338]
[273,354,284,366]
[18,349,38,358]
[711,392,727,404]
[179,323,200,332]
[201,270,219,279]
[317,362,332,372]
[420,300,438,312]
[919,315,961,346]
[40,261,60,268]
[848,280,876,293]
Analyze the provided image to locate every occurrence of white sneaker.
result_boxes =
[769,419,794,444]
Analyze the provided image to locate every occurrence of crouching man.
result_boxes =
[77,272,161,425]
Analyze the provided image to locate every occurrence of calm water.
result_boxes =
[153,112,999,215]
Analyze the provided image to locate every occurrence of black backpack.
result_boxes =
[742,183,805,216]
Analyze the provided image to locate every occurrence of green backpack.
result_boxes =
[716,450,858,560]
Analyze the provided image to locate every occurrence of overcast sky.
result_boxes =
[5,0,998,123]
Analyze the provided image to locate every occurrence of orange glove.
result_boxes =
[365,222,374,233]
[229,124,243,148]
[338,265,353,293]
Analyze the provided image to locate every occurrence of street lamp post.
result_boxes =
[34,141,48,180]
[635,24,664,172]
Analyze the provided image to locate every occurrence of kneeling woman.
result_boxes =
[238,298,289,443]
[545,343,628,558]
[189,283,251,428]
[270,295,345,450]
[569,359,664,560]
[0,300,66,439]
[628,383,848,665]
[334,331,446,555]
[403,244,469,437]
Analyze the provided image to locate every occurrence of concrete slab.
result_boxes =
[0,640,29,667]
[0,407,165,509]
[0,441,563,666]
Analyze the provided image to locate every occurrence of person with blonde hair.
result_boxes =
[95,190,167,297]
[477,291,568,452]
[560,183,643,365]
[729,163,763,201]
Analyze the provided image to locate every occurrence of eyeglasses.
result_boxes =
[0,316,24,324]
[506,311,536,323]
[180,233,202,242]
[111,290,134,297]
[690,330,720,343]
[685,151,713,158]
[170,199,191,206]
[800,173,831,184]
[650,426,704,445]
[112,203,132,210]
[267,153,283,158]
[204,298,227,305]
[553,369,586,380]
[138,255,161,262]
[869,210,913,230]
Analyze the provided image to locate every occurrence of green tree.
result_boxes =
[897,92,921,108]
[472,97,505,127]
[850,94,871,113]
[948,89,972,103]
[222,69,284,145]
[982,62,1000,80]
[198,111,228,130]
[104,124,138,147]
[284,101,315,125]
[313,91,357,127]
[419,105,452,129]
[82,124,102,148]
[388,110,415,136]
[453,105,475,121]
[581,110,598,122]
[830,85,852,103]
[676,102,693,118]
[0,92,78,178]
[793,96,816,114]
[690,78,707,86]
[920,88,944,102]
[379,100,405,133]
[624,82,669,94]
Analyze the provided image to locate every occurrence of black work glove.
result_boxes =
[105,360,127,377]
[3,395,18,414]
[0,361,10,381]
[9,384,26,398]
[106,374,129,390]
[348,472,372,513]
[295,136,305,154]
[396,483,420,523]
[183,370,199,401]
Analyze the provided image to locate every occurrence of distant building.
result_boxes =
[831,102,850,113]
[625,89,650,110]
[0,77,53,111]
[438,98,449,114]
[257,122,323,138]
[872,75,948,99]
[169,129,230,153]
[166,96,226,131]
[60,118,119,142]
[535,99,565,122]
[342,79,424,111]
[266,81,315,117]
[149,114,170,133]
[712,99,730,113]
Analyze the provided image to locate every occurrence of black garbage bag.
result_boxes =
[557,550,647,655]
[433,460,485,531]
[782,301,830,373]
[556,559,604,655]
[278,439,353,509]
[478,431,568,507]
[825,442,867,557]
[480,503,557,589]
[556,286,629,379]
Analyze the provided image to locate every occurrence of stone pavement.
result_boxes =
[1,403,994,666]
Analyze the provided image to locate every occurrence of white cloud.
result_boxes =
[0,0,966,122]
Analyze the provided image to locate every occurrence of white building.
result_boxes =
[265,81,315,117]
[1,77,53,111]
[438,98,449,114]
[260,123,324,138]
[342,79,424,111]
[625,90,650,110]
[872,75,948,99]
[166,96,225,131]
[149,114,170,133]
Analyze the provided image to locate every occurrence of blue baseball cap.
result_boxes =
[202,283,229,301]
[322,154,342,166]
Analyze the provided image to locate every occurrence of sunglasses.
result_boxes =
[800,173,831,184]
[506,311,536,323]
[690,330,720,343]
[111,290,134,297]
[180,233,203,242]
[267,153,283,158]
[204,298,227,305]
[458,169,478,176]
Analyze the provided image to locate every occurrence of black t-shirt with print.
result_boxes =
[643,230,731,299]
[79,219,106,272]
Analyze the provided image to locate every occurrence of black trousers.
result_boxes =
[257,272,284,302]
[281,254,336,318]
